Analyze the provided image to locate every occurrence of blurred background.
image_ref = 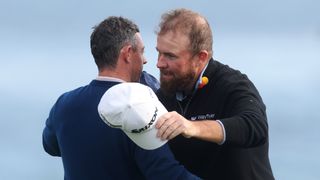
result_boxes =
[0,0,319,179]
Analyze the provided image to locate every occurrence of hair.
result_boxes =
[90,16,140,70]
[156,8,213,57]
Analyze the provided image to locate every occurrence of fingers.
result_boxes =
[155,112,170,129]
[156,111,184,140]
[167,123,182,140]
[160,120,182,140]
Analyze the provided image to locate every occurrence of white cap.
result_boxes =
[98,82,168,150]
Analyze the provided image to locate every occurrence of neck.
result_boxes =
[187,60,210,94]
[98,69,129,82]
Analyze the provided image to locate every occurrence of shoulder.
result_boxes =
[51,84,91,112]
[58,86,86,101]
[140,71,160,92]
[207,60,254,90]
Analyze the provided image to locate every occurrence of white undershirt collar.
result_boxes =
[95,76,125,82]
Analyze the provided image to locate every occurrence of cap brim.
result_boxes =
[124,128,167,150]
[124,100,168,150]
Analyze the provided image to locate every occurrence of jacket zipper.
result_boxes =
[177,96,193,117]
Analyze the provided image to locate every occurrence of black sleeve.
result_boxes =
[219,74,268,147]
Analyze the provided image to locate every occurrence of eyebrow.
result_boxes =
[156,47,178,58]
[155,47,172,54]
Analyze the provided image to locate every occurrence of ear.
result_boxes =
[119,44,132,63]
[197,50,209,64]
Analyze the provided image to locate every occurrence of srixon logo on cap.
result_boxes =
[131,107,158,133]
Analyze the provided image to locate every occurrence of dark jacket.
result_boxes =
[157,59,274,180]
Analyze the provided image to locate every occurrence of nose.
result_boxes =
[157,54,167,69]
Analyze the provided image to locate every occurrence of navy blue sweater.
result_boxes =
[43,80,199,180]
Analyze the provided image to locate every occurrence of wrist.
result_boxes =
[183,121,198,138]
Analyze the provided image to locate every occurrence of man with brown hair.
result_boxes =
[155,8,274,180]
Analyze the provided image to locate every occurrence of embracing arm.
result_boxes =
[134,143,201,180]
[156,112,225,144]
[156,78,268,147]
[156,99,267,147]
[42,104,61,156]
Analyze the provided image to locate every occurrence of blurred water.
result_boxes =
[0,32,319,180]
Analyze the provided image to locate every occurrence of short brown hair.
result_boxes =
[156,8,213,57]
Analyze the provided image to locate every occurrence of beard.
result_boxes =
[160,68,196,96]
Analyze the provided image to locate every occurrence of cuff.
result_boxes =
[216,120,226,145]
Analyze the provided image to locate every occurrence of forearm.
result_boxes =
[187,120,224,144]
